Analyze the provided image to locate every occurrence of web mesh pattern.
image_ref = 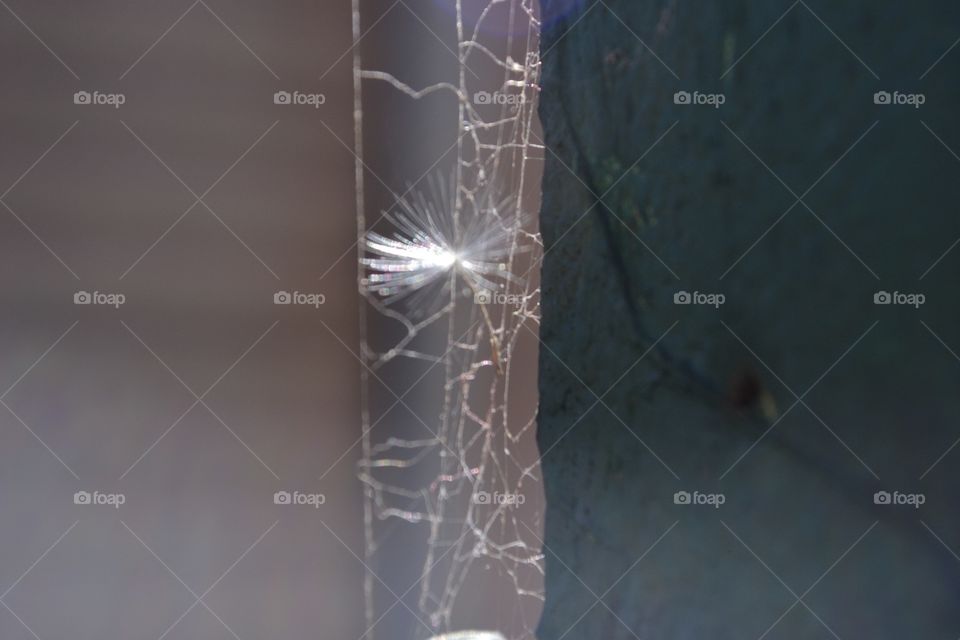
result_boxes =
[351,1,544,639]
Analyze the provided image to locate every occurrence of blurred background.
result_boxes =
[0,1,541,639]
[0,0,363,637]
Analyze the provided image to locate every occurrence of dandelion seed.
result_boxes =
[362,173,523,310]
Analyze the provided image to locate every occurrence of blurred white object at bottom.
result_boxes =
[428,633,506,640]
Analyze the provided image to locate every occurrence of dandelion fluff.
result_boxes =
[362,173,523,311]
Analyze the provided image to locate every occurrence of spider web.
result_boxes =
[351,1,544,639]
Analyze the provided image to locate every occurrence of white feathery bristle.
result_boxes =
[362,175,523,308]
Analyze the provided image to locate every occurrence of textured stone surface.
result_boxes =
[537,2,960,638]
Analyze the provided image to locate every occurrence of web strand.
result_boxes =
[353,2,543,638]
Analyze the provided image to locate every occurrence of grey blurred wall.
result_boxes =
[0,1,365,638]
